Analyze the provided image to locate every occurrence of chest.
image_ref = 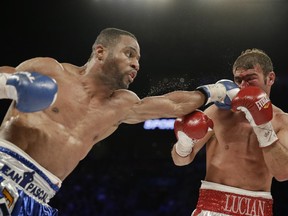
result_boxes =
[212,112,258,147]
[47,88,132,140]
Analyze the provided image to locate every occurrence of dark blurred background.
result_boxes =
[1,0,288,215]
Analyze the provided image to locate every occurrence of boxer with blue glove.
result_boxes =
[2,28,254,216]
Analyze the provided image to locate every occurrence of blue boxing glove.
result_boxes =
[197,79,240,109]
[214,79,240,109]
[0,71,58,112]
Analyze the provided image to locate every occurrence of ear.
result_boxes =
[267,71,276,86]
[94,44,106,61]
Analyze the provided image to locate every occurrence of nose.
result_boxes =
[131,59,140,71]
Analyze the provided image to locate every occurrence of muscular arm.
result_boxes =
[262,111,288,181]
[123,90,206,124]
[15,57,63,76]
[124,79,238,124]
[0,57,62,77]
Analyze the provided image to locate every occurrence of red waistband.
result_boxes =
[194,188,273,216]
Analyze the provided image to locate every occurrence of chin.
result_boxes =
[117,83,129,90]
[123,81,130,89]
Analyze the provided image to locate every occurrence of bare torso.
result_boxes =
[0,58,140,181]
[204,105,284,191]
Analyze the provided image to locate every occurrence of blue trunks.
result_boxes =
[0,139,62,216]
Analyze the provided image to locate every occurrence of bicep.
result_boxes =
[123,95,178,124]
[274,113,288,148]
[276,124,288,149]
[15,57,62,77]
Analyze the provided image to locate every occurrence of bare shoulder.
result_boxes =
[272,104,288,128]
[15,57,65,76]
[204,104,216,117]
[113,89,140,104]
[273,105,287,117]
[204,104,231,119]
[61,63,85,75]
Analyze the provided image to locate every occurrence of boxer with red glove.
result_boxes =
[231,86,278,147]
[174,110,213,157]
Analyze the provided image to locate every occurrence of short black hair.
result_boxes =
[89,28,137,60]
[94,28,137,48]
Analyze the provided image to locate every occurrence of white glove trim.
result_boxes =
[0,73,17,100]
[204,83,226,105]
[237,106,278,147]
[253,122,278,148]
[175,131,197,157]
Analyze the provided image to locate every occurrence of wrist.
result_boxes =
[0,73,17,100]
[197,83,226,105]
[175,138,196,157]
[253,122,278,148]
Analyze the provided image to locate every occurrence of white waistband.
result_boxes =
[201,180,272,199]
[0,138,62,203]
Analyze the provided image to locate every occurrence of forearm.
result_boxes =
[252,123,288,180]
[171,110,212,166]
[0,66,16,73]
[171,145,194,166]
[163,90,206,116]
[263,139,288,181]
[128,90,206,123]
[0,73,18,99]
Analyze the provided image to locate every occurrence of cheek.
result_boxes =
[247,78,262,86]
[248,80,258,86]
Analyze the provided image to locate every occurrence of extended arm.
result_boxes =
[124,90,206,124]
[124,79,239,124]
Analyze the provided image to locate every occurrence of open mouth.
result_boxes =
[129,71,137,82]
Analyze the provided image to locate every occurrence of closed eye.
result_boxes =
[125,47,140,60]
[234,75,258,85]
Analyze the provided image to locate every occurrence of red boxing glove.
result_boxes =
[231,86,278,147]
[174,110,213,157]
[231,86,272,126]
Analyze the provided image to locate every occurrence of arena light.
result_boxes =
[143,118,175,130]
[93,0,173,4]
